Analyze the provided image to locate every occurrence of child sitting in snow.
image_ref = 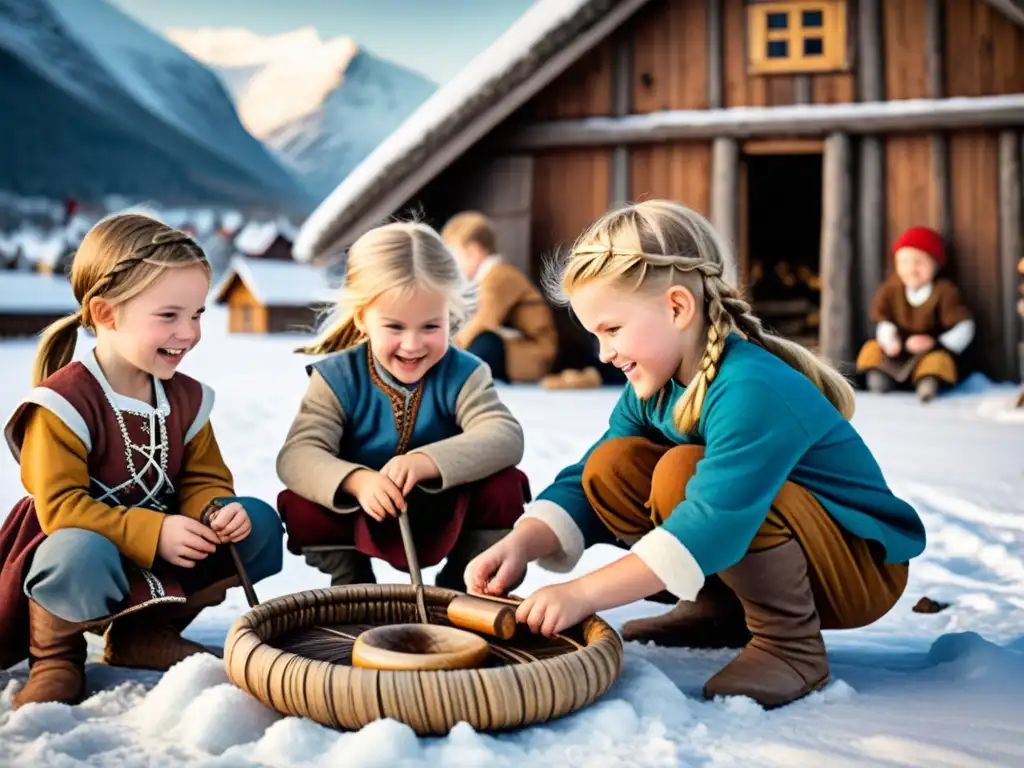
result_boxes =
[0,213,284,709]
[464,199,925,711]
[855,226,975,402]
[275,220,530,591]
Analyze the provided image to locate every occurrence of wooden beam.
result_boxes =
[820,133,854,369]
[794,77,812,105]
[926,0,952,241]
[857,0,884,102]
[610,30,633,206]
[742,138,823,154]
[503,94,1024,148]
[984,0,1024,28]
[999,130,1023,382]
[711,137,740,288]
[707,0,723,109]
[857,0,886,344]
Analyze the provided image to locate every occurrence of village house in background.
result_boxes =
[232,219,297,261]
[293,0,1024,384]
[212,255,333,334]
[0,272,77,338]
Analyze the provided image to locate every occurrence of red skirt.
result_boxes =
[277,466,531,570]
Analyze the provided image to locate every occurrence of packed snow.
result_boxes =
[0,305,1022,766]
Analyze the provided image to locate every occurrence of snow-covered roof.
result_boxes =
[293,0,642,263]
[211,255,334,307]
[233,220,290,256]
[0,273,78,315]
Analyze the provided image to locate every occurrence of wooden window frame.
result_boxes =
[747,1,848,75]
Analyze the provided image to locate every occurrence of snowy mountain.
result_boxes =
[170,28,436,198]
[0,0,315,213]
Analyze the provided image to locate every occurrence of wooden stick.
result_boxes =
[446,595,516,640]
[397,511,429,624]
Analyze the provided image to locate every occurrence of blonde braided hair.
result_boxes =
[32,214,210,386]
[543,200,855,435]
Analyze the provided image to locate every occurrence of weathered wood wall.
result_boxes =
[512,0,1023,378]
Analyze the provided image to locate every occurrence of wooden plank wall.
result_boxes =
[530,150,612,279]
[526,39,614,120]
[944,0,1023,379]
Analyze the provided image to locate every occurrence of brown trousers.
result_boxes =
[582,438,909,630]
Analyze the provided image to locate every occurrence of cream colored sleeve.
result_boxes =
[410,364,525,491]
[275,370,368,512]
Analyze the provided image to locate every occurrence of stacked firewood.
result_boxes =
[746,260,821,349]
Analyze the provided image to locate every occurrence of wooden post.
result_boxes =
[856,0,885,344]
[707,0,723,109]
[999,130,1022,382]
[821,133,854,369]
[711,138,740,288]
[706,0,738,288]
[926,0,952,241]
[610,31,633,206]
[794,77,812,105]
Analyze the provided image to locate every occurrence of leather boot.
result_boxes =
[619,575,751,648]
[916,376,940,402]
[703,540,830,709]
[13,600,88,709]
[102,577,237,671]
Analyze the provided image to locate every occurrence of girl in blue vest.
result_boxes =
[465,199,925,710]
[276,221,529,592]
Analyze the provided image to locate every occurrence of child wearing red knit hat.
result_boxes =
[855,226,975,402]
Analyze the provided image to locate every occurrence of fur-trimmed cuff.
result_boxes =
[515,500,585,573]
[631,528,705,601]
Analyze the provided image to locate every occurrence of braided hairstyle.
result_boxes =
[543,199,856,435]
[32,212,210,386]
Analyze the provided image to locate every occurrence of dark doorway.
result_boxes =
[744,153,823,351]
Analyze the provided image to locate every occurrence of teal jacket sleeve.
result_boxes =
[536,386,650,547]
[659,378,820,576]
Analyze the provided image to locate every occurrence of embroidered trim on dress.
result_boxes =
[365,345,424,456]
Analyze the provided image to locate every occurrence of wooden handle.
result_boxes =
[446,595,517,640]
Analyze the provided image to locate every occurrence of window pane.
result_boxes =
[767,12,788,29]
[803,37,824,56]
[767,40,789,58]
[802,10,824,28]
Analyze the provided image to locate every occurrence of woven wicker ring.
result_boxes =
[223,584,624,735]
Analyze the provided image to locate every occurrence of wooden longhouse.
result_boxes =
[294,0,1024,382]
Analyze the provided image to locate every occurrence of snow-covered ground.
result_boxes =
[1,305,1022,767]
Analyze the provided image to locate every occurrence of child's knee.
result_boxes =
[226,496,284,578]
[25,529,128,622]
[582,437,655,489]
[649,445,704,523]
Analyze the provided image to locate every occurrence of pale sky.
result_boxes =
[109,0,536,82]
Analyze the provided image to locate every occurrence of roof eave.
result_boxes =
[302,0,653,263]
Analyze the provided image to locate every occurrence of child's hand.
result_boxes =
[380,453,439,496]
[206,501,251,543]
[883,338,902,357]
[158,515,220,568]
[464,538,527,597]
[345,469,407,522]
[905,334,935,354]
[515,581,594,638]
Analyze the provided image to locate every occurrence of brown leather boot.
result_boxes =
[102,577,237,671]
[13,600,88,709]
[619,575,751,648]
[703,540,830,709]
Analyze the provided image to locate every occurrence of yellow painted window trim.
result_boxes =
[747,1,848,75]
